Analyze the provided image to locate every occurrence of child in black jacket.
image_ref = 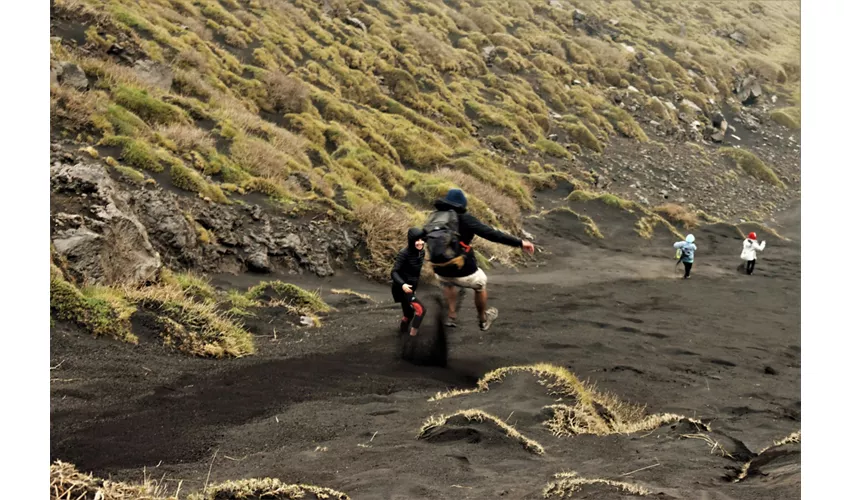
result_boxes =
[391,227,427,336]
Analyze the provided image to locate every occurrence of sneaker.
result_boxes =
[445,317,457,328]
[479,308,499,331]
[399,318,410,334]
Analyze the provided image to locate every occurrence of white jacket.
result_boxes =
[741,238,766,260]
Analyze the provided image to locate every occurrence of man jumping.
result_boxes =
[423,188,534,331]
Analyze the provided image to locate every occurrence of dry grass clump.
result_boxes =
[432,168,521,230]
[123,280,255,358]
[770,107,800,129]
[352,202,414,281]
[653,203,700,229]
[419,409,546,455]
[330,288,373,301]
[188,478,350,500]
[719,148,785,188]
[429,363,705,438]
[50,460,176,500]
[543,471,650,498]
[155,124,215,153]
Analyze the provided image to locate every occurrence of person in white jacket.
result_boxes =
[741,232,766,275]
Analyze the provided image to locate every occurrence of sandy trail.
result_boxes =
[50,208,800,499]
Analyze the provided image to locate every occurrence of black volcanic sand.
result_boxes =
[50,203,800,499]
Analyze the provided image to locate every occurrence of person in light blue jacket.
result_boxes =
[673,234,697,279]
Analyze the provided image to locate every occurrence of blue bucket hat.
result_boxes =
[441,188,467,209]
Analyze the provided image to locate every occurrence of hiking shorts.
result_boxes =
[438,268,488,291]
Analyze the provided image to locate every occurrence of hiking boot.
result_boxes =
[399,317,410,334]
[480,308,498,331]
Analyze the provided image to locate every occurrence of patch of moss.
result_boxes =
[244,281,331,315]
[534,138,572,159]
[50,264,138,343]
[770,108,800,129]
[719,148,786,188]
[112,85,187,125]
[99,135,164,172]
[170,162,229,203]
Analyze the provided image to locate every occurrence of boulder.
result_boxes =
[246,249,271,273]
[51,162,162,285]
[133,60,173,91]
[58,62,88,90]
[735,75,763,105]
[680,99,703,113]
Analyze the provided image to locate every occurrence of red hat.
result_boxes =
[748,232,757,240]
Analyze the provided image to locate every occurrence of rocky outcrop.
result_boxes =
[50,145,361,283]
[51,162,162,286]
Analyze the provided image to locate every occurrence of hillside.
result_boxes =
[50,0,800,270]
[49,1,802,497]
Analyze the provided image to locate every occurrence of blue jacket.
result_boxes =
[674,241,697,263]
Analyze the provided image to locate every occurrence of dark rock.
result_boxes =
[764,366,778,375]
[735,75,763,105]
[58,62,88,90]
[344,16,367,32]
[482,46,496,66]
[573,9,587,22]
[246,249,271,273]
[51,162,162,285]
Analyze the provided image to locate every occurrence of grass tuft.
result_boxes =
[543,471,650,498]
[419,409,546,455]
[719,148,786,188]
[50,264,138,344]
[188,478,350,500]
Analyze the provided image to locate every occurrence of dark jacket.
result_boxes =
[391,228,426,303]
[431,199,522,278]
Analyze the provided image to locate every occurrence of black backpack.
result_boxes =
[423,209,464,267]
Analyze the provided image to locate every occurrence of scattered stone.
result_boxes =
[521,229,535,240]
[300,315,315,327]
[133,60,173,91]
[573,9,587,22]
[621,43,635,53]
[681,99,702,113]
[764,366,778,375]
[663,100,677,111]
[731,134,742,141]
[649,120,661,127]
[548,134,558,141]
[548,0,563,8]
[343,16,367,32]
[771,95,778,104]
[729,31,748,45]
[573,79,582,85]
[627,85,639,93]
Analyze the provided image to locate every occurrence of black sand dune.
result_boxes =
[50,205,800,499]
